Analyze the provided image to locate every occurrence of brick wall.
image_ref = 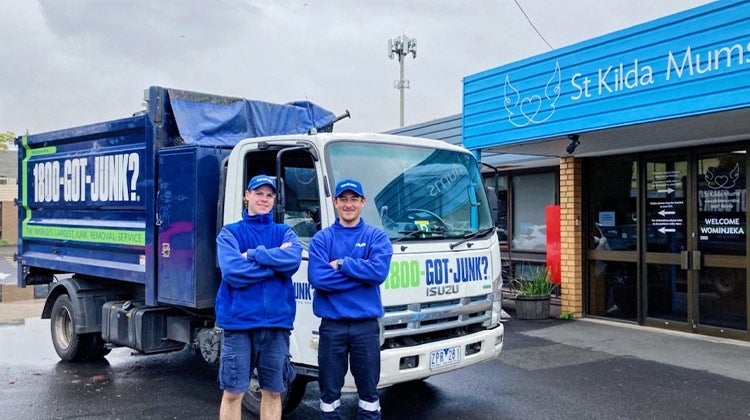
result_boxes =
[1,200,17,244]
[560,157,583,316]
[0,179,17,244]
[0,284,35,302]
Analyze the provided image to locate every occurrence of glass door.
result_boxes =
[644,149,748,337]
[643,156,689,327]
[694,150,747,333]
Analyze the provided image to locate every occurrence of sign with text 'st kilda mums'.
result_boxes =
[463,0,750,150]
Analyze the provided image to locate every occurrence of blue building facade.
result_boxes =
[398,1,750,340]
[463,0,750,154]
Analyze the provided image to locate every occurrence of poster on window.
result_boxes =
[697,160,746,255]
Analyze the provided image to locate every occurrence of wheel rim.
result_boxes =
[53,305,73,351]
[242,370,292,413]
[247,374,262,401]
[241,372,263,414]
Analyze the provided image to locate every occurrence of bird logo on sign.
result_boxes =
[504,61,561,127]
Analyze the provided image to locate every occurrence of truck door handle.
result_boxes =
[680,251,689,270]
[691,250,701,271]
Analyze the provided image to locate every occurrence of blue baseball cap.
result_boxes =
[334,179,364,198]
[247,174,277,192]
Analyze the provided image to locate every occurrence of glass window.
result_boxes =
[697,151,746,256]
[483,175,508,246]
[585,156,638,320]
[512,262,547,285]
[588,260,637,319]
[241,149,321,247]
[698,267,746,330]
[327,142,494,241]
[585,158,638,250]
[511,172,555,251]
[283,165,320,246]
[646,263,688,322]
[644,159,687,253]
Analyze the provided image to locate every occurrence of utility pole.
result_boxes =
[388,35,417,127]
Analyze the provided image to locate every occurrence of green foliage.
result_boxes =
[0,131,15,153]
[557,311,575,320]
[515,267,556,297]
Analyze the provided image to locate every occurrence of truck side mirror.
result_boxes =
[485,186,499,225]
[274,177,286,224]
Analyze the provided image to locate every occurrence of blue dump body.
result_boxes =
[17,86,335,308]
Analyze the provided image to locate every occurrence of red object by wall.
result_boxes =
[546,205,561,284]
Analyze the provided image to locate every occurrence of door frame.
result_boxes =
[641,144,750,340]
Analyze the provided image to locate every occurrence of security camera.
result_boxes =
[566,134,580,154]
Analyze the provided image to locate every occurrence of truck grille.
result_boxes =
[381,294,493,349]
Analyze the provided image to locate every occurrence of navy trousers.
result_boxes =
[318,318,381,420]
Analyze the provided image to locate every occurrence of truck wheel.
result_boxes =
[85,333,112,360]
[50,294,95,362]
[242,372,308,415]
[282,377,308,414]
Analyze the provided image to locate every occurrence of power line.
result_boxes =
[514,0,554,50]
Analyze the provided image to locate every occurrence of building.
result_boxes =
[0,152,17,244]
[396,0,750,341]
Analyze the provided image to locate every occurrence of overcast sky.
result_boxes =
[2,0,714,138]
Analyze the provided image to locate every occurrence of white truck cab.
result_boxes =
[222,132,504,410]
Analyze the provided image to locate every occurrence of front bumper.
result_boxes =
[342,323,504,392]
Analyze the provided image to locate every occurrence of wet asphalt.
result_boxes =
[2,245,749,418]
[2,311,749,419]
[0,246,16,285]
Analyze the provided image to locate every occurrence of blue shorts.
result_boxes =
[219,328,292,394]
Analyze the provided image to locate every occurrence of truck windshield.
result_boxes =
[327,141,494,241]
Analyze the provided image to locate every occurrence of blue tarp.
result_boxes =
[167,88,337,147]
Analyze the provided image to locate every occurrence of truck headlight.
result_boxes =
[489,269,503,326]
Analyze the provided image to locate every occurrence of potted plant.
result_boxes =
[514,267,556,320]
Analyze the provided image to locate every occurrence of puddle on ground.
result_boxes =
[0,317,134,367]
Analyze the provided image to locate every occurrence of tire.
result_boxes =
[282,377,308,414]
[241,372,309,415]
[50,294,98,362]
[85,333,112,360]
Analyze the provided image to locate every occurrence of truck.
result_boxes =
[16,86,505,415]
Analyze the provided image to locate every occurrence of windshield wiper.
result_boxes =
[449,227,495,249]
[391,228,447,243]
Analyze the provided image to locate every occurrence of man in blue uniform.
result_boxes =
[308,179,393,419]
[216,174,303,420]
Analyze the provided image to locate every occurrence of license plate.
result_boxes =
[429,346,461,370]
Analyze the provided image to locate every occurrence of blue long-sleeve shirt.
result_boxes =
[308,218,393,320]
[215,211,302,330]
